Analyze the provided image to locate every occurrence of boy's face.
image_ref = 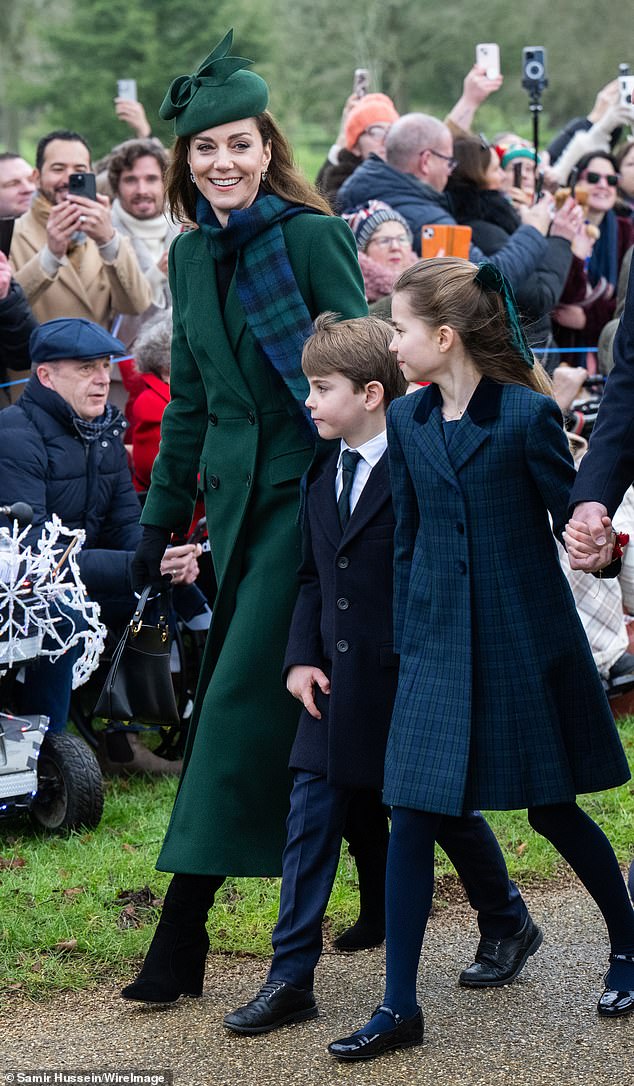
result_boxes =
[305,372,370,444]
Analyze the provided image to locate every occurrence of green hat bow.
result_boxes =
[159,29,269,137]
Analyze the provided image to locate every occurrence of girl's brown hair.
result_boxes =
[393,257,551,395]
[166,111,332,223]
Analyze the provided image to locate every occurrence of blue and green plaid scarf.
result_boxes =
[196,192,319,440]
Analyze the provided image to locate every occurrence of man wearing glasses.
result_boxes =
[338,111,555,290]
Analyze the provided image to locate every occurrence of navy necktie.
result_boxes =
[337,449,362,529]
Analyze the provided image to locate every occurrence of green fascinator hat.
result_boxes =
[159,29,269,138]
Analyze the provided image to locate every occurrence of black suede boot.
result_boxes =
[335,811,388,952]
[121,873,223,1004]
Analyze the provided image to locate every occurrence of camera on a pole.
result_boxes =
[522,47,548,97]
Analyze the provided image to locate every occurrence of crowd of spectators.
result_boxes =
[1,53,633,761]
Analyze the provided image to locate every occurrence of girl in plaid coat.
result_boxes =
[328,258,634,1062]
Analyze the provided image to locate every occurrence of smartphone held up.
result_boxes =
[353,68,370,98]
[68,173,98,202]
[475,43,500,80]
[116,79,138,101]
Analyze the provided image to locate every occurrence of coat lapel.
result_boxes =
[449,378,503,472]
[343,452,391,542]
[309,453,341,548]
[183,235,252,405]
[411,378,503,482]
[412,386,461,490]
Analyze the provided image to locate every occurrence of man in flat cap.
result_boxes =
[10,130,152,328]
[0,317,203,773]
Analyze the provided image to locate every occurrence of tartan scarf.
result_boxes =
[72,403,118,444]
[196,192,318,440]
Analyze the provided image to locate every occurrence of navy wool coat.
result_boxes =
[284,449,398,790]
[384,378,630,816]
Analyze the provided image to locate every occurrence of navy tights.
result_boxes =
[363,802,634,1034]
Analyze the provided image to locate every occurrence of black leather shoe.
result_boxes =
[459,913,543,988]
[333,920,385,951]
[328,1004,424,1061]
[223,980,318,1035]
[597,953,634,1018]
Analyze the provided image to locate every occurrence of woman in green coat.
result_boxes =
[122,32,367,1004]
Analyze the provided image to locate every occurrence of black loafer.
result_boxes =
[459,913,543,988]
[223,980,318,1035]
[328,1004,424,1061]
[597,953,634,1018]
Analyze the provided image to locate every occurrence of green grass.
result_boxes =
[1,718,632,998]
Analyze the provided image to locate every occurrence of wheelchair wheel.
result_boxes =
[30,732,104,832]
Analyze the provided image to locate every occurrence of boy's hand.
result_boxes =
[286,665,330,720]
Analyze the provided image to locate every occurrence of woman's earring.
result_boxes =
[190,170,196,184]
[261,169,268,182]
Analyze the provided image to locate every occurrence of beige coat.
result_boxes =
[10,202,152,328]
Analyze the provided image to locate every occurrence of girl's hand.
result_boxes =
[564,507,614,571]
[286,665,330,720]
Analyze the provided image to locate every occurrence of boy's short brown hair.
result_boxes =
[302,312,407,406]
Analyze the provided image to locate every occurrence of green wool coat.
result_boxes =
[141,212,367,876]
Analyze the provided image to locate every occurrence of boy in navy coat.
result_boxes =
[224,313,539,1036]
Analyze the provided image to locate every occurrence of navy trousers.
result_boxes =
[268,770,525,990]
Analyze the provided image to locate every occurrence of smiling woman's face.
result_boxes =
[188,117,271,225]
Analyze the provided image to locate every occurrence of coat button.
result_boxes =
[101,440,108,447]
[456,522,465,534]
[336,639,349,653]
[210,475,220,489]
[336,597,349,610]
[337,556,350,569]
[247,411,256,425]
[113,428,119,436]
[457,560,467,574]
[208,412,218,425]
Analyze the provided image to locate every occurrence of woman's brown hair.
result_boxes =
[393,257,551,395]
[450,137,493,190]
[166,111,332,223]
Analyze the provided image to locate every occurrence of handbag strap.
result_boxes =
[131,584,170,640]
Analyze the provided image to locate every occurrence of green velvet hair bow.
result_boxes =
[474,262,535,368]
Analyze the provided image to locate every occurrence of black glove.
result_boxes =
[131,524,171,595]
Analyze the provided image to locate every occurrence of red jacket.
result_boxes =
[130,372,170,493]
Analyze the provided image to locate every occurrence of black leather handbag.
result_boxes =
[93,586,180,726]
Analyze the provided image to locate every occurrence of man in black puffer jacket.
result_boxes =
[0,318,201,771]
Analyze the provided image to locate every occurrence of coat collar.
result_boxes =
[411,377,504,486]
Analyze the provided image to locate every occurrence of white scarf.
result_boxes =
[112,199,169,262]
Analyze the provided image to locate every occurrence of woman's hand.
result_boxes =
[160,542,202,585]
[286,665,331,720]
[550,197,585,242]
[552,303,587,330]
[0,252,12,300]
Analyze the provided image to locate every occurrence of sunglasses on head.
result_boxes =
[583,171,619,186]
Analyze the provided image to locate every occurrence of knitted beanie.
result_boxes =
[344,93,399,151]
[342,200,412,251]
[495,142,540,169]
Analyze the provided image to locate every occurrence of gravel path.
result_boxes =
[1,881,631,1085]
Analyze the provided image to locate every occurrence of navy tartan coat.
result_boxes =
[384,377,630,816]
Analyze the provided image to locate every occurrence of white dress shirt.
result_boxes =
[336,430,388,515]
